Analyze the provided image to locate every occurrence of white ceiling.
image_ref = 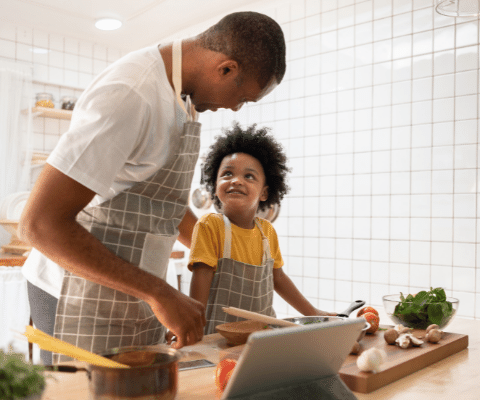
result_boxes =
[2,0,277,52]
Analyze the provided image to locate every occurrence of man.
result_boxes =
[19,11,286,364]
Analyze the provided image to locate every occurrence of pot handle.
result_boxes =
[336,300,365,318]
[43,365,87,373]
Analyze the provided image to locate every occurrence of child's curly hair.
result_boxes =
[203,122,290,212]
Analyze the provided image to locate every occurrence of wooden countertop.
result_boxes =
[42,315,479,400]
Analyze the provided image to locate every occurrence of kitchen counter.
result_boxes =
[42,316,479,400]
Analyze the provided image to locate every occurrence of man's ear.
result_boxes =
[217,59,239,78]
[260,186,269,202]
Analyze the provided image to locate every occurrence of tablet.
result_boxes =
[221,317,364,399]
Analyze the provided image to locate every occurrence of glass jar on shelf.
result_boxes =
[60,96,77,110]
[35,93,54,108]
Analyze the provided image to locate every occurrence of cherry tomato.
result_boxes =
[215,358,237,392]
[357,306,379,318]
[363,312,380,334]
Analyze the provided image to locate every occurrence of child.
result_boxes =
[188,122,335,334]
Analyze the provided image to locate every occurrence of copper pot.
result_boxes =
[87,345,180,400]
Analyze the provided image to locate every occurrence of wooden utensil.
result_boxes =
[222,307,298,327]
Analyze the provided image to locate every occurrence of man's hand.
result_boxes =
[149,286,206,349]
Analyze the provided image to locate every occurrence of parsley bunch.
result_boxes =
[0,349,46,400]
[393,287,455,330]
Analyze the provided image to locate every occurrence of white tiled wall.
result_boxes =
[2,2,479,320]
[0,21,124,159]
[198,0,480,319]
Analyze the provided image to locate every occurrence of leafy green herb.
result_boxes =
[0,348,46,400]
[303,320,322,325]
[393,287,454,329]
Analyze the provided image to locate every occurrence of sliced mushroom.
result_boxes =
[396,333,412,349]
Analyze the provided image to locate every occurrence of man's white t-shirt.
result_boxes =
[22,44,188,298]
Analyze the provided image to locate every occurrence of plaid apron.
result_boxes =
[53,40,201,362]
[204,214,276,335]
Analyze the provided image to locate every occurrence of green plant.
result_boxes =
[393,287,454,329]
[0,348,46,400]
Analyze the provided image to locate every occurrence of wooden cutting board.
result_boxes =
[339,325,468,393]
[219,325,469,394]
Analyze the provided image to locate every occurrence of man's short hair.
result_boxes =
[199,12,286,88]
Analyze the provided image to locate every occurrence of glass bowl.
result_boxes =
[383,293,459,330]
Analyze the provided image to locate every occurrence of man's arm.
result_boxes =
[19,164,206,348]
[177,207,198,248]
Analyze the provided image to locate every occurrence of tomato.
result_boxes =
[357,306,379,318]
[215,358,237,392]
[362,312,380,334]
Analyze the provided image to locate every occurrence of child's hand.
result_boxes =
[313,308,338,316]
[165,330,176,345]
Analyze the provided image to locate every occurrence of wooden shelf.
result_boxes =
[31,152,49,165]
[23,107,72,120]
[0,253,27,267]
[0,220,31,256]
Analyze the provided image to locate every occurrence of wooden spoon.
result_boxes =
[222,307,298,327]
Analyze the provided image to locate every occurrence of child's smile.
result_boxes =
[216,152,269,228]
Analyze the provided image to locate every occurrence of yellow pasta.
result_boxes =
[23,326,129,368]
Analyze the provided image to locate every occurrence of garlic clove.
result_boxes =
[356,347,387,373]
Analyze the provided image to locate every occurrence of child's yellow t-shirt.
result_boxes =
[188,213,284,271]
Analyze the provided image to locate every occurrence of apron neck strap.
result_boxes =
[172,40,197,122]
[222,214,272,264]
[222,214,232,259]
[254,218,272,265]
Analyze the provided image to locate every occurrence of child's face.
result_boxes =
[215,152,269,218]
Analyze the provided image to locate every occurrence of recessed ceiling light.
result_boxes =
[95,18,122,31]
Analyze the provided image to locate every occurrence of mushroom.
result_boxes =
[409,334,424,347]
[384,328,399,345]
[356,348,387,373]
[426,324,439,334]
[394,324,413,335]
[350,341,361,355]
[395,333,424,348]
[396,333,412,349]
[426,329,443,343]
